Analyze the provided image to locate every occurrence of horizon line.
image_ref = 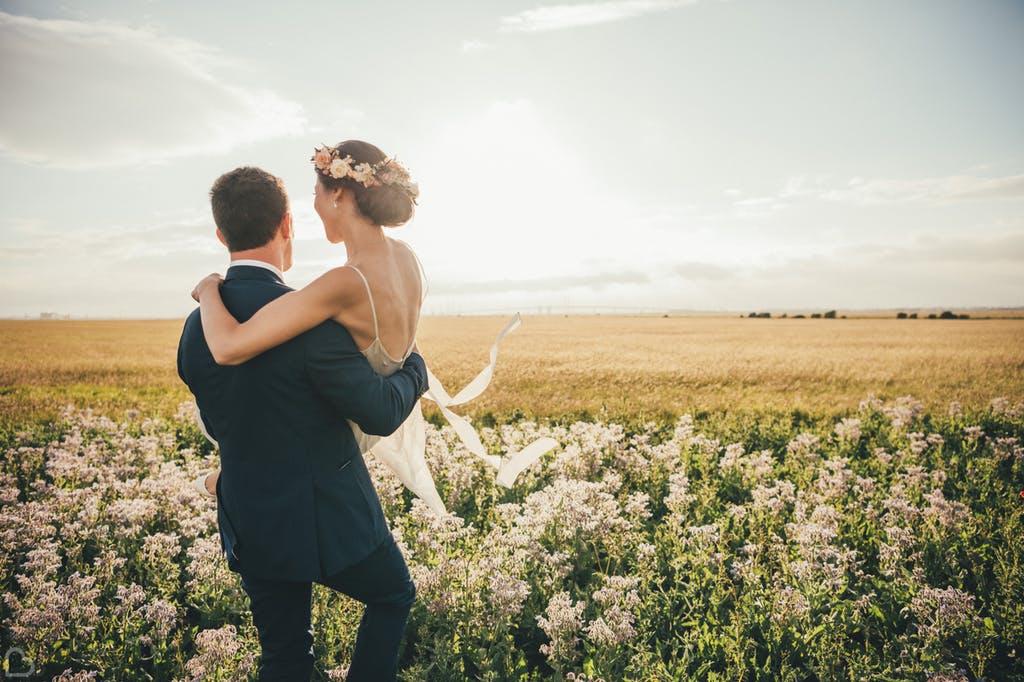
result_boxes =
[5,303,1024,322]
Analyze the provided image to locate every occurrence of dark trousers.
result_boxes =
[240,534,416,681]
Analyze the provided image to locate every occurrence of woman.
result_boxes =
[191,140,554,516]
[192,139,452,514]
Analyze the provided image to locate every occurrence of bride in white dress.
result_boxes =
[191,140,554,517]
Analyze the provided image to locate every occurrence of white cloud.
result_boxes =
[460,39,491,53]
[307,108,366,135]
[0,11,306,169]
[0,212,225,317]
[674,261,732,280]
[730,195,791,219]
[848,232,1024,264]
[500,0,699,33]
[779,173,1024,205]
[0,212,218,262]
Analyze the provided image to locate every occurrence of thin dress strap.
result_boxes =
[344,264,380,340]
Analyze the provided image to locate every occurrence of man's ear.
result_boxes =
[216,229,228,247]
[279,212,293,240]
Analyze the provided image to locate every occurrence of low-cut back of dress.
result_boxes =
[343,264,415,377]
[342,256,558,519]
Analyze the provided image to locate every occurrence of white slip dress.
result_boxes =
[343,265,558,519]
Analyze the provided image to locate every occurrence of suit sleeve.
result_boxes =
[305,322,428,436]
[177,310,220,442]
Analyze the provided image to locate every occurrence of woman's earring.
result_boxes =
[332,201,337,209]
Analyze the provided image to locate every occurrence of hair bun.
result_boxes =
[355,183,415,227]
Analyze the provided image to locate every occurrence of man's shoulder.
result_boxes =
[179,307,202,342]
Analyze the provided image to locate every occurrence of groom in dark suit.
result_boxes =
[178,166,428,681]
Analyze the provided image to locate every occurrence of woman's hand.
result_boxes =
[191,273,224,302]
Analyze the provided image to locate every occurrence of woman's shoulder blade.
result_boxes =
[311,264,364,305]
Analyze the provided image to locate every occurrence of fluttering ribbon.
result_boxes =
[421,313,558,488]
[364,313,557,518]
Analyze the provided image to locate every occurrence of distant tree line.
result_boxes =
[744,310,842,319]
[743,310,973,320]
[896,311,970,319]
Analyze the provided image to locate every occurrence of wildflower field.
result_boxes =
[2,317,1023,680]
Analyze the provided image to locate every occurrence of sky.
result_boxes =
[1,0,1022,317]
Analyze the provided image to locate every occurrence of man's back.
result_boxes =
[178,264,427,582]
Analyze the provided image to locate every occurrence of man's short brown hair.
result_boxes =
[209,167,289,251]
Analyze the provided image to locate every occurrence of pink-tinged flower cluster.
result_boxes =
[860,394,925,431]
[566,673,606,682]
[815,456,854,500]
[664,469,694,516]
[990,397,1024,418]
[536,591,586,664]
[52,671,100,681]
[771,586,811,624]
[583,575,641,646]
[787,432,823,463]
[487,571,531,620]
[750,479,797,514]
[921,489,969,530]
[833,417,862,444]
[326,664,350,681]
[907,586,980,640]
[993,436,1024,462]
[518,476,632,545]
[718,443,775,487]
[926,671,970,682]
[182,624,257,681]
[879,524,923,579]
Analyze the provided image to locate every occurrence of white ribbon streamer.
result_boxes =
[419,312,556,488]
[429,313,523,407]
[496,437,559,488]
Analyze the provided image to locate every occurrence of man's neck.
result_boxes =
[228,246,283,271]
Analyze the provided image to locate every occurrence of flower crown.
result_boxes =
[311,145,419,202]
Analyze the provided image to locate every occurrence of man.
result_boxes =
[177,166,427,681]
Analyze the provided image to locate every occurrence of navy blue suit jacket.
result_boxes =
[177,265,428,581]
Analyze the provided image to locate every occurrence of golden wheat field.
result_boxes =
[2,315,1022,425]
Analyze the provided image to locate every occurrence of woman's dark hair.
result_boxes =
[317,140,415,227]
[209,166,289,251]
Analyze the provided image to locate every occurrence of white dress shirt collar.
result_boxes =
[228,259,284,281]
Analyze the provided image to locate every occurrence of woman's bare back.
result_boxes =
[332,237,423,370]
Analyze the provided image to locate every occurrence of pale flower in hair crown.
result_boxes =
[311,145,420,202]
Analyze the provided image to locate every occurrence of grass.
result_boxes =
[1,315,1022,426]
[2,316,1023,679]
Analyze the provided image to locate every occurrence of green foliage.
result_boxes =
[1,397,1022,680]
